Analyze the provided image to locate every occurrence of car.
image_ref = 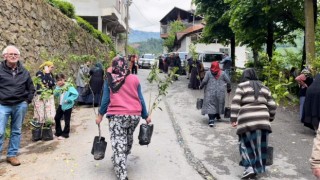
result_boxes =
[198,51,224,71]
[138,54,156,69]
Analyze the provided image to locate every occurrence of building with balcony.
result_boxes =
[65,0,128,53]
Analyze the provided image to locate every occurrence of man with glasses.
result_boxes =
[0,45,35,166]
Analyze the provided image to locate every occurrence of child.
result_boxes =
[53,74,79,140]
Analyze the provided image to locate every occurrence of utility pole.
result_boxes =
[124,0,132,58]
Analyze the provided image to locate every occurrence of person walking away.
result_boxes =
[31,61,56,127]
[167,53,175,75]
[220,53,232,78]
[53,74,79,140]
[187,57,193,79]
[158,55,164,73]
[0,45,35,166]
[188,59,204,89]
[295,68,313,122]
[230,68,277,179]
[174,52,182,78]
[200,61,231,127]
[96,57,151,180]
[302,73,320,132]
[76,61,90,105]
[86,62,104,106]
[129,55,138,74]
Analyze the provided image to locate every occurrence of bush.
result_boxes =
[47,0,75,19]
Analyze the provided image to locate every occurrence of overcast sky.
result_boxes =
[129,0,193,32]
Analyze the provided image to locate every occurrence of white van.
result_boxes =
[198,51,224,71]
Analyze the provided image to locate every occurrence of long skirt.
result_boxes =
[109,115,140,180]
[33,95,55,123]
[239,129,269,174]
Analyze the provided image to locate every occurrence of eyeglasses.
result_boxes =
[7,53,20,57]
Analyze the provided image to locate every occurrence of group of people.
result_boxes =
[159,52,182,76]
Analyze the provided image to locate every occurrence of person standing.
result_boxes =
[230,68,277,179]
[295,68,313,121]
[31,61,56,127]
[53,74,79,140]
[0,45,35,166]
[129,55,138,74]
[76,61,90,105]
[220,53,232,78]
[200,61,231,127]
[86,62,104,106]
[96,57,151,180]
[302,73,320,132]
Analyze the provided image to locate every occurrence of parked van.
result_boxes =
[198,51,224,71]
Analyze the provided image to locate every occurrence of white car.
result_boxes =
[138,54,156,69]
[198,51,224,71]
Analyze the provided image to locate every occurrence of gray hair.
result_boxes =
[2,45,20,55]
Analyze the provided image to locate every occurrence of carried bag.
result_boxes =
[81,84,91,97]
[91,124,107,160]
[224,94,231,118]
[196,98,203,110]
[138,123,154,146]
[266,146,274,166]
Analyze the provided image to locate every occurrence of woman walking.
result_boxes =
[200,61,231,127]
[230,68,277,179]
[96,57,151,180]
[86,62,104,106]
[302,73,320,132]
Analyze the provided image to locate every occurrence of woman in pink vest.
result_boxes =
[96,57,151,180]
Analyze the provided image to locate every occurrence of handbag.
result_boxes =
[138,123,154,146]
[266,146,273,166]
[224,94,231,118]
[196,98,203,110]
[91,124,107,160]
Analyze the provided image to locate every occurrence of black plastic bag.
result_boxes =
[42,128,54,141]
[91,124,107,160]
[138,124,154,146]
[32,128,42,141]
[196,98,203,110]
[224,107,231,118]
[81,84,90,97]
[266,146,273,166]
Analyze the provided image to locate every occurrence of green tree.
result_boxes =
[163,21,185,52]
[193,0,236,67]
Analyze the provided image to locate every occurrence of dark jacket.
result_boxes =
[0,60,35,105]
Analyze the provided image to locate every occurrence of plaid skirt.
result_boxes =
[239,129,269,174]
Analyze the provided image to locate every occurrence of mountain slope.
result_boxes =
[129,30,160,43]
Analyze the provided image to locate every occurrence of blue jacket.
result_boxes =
[54,84,79,111]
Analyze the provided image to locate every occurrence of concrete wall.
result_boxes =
[0,0,109,63]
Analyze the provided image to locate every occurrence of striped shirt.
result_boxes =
[231,81,277,135]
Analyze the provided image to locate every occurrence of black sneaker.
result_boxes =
[208,120,214,127]
[241,169,256,179]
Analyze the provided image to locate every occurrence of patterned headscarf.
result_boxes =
[210,61,221,79]
[106,57,130,93]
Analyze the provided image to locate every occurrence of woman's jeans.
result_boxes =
[0,101,28,157]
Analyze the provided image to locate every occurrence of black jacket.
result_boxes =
[0,60,35,105]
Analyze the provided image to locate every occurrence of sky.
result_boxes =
[129,0,193,32]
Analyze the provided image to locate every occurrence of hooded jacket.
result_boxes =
[0,60,35,105]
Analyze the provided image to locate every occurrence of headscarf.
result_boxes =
[106,57,130,93]
[210,61,221,79]
[240,68,263,100]
[39,61,54,70]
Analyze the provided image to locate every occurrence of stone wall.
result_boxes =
[0,0,109,63]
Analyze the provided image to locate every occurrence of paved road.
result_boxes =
[0,69,316,180]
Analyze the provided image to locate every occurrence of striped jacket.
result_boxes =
[231,81,277,135]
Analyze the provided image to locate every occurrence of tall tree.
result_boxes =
[194,0,236,67]
[305,0,315,66]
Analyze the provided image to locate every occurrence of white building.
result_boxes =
[65,0,128,53]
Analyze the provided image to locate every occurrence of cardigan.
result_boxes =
[230,81,277,135]
[54,84,79,111]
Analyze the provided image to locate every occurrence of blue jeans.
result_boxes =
[0,101,28,157]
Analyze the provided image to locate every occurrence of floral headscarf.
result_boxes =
[210,61,221,79]
[106,57,130,93]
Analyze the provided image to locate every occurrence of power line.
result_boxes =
[131,2,155,25]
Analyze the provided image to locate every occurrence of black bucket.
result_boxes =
[266,146,274,166]
[32,128,42,141]
[42,128,54,141]
[91,124,107,160]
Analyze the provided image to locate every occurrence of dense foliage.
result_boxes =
[47,0,76,18]
[163,21,186,52]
